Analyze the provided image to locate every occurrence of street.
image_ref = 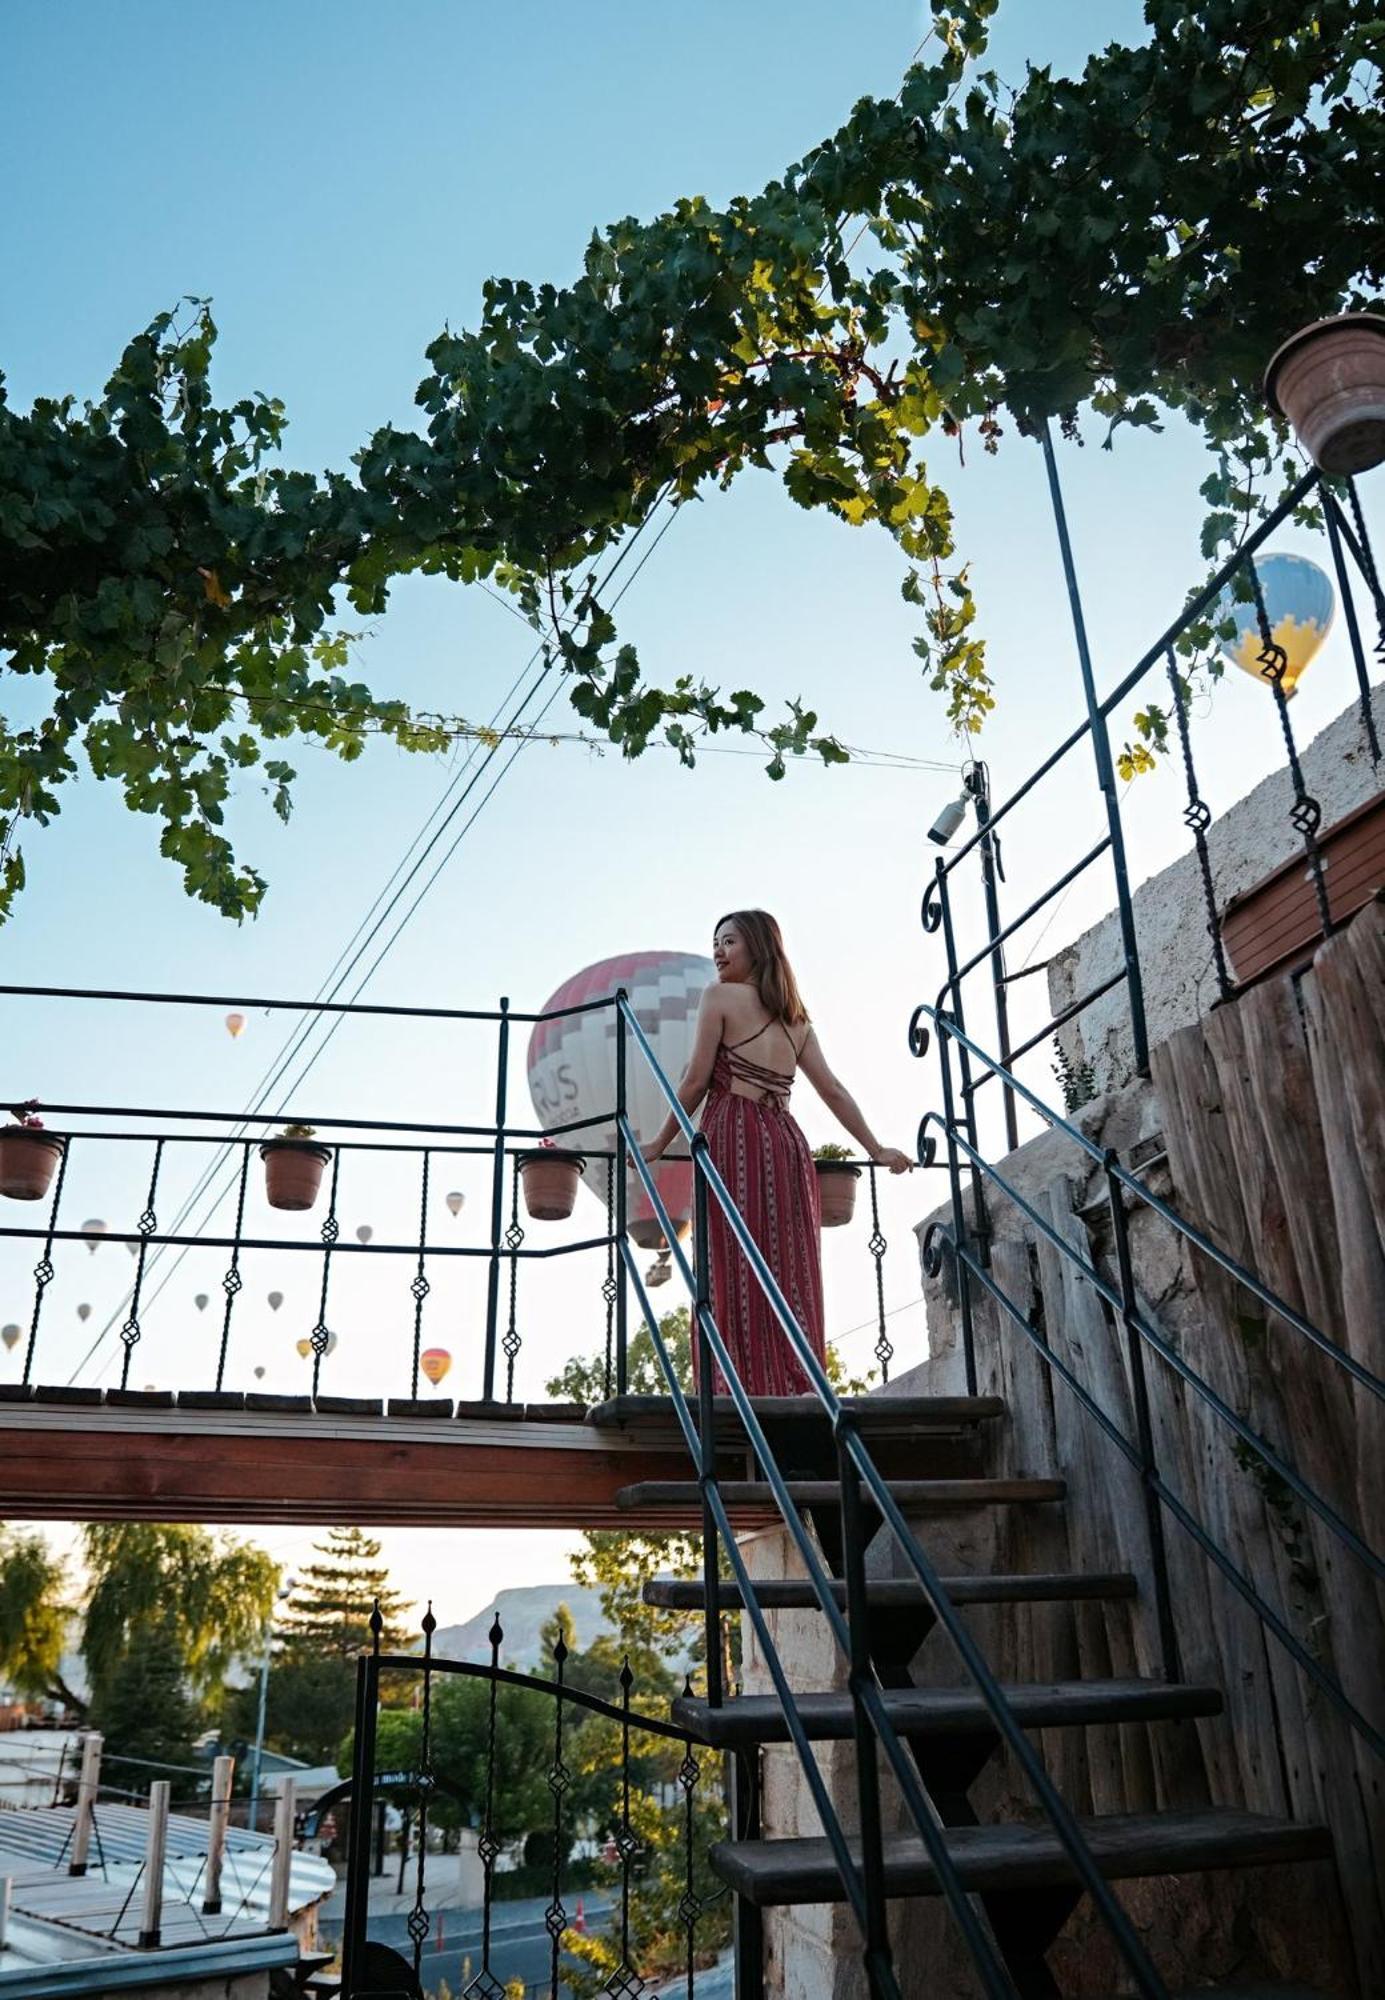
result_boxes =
[320,1892,615,1997]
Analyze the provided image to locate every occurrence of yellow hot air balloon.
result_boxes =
[356,1224,373,1245]
[420,1347,452,1386]
[1,1324,20,1351]
[1218,554,1335,699]
[445,1192,465,1218]
[225,1012,246,1039]
[296,1337,312,1359]
[82,1219,106,1254]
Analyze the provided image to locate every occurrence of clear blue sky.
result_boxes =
[1,2,1362,1625]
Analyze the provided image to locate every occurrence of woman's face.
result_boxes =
[713,924,753,983]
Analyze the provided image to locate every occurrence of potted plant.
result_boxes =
[0,1104,65,1202]
[1265,313,1385,475]
[812,1143,861,1229]
[260,1123,332,1211]
[517,1140,586,1221]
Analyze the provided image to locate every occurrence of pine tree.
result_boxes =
[278,1528,413,1660]
[92,1618,200,1777]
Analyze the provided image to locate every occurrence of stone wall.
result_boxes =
[1047,680,1381,1093]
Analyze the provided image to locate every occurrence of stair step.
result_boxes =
[616,1476,1064,1513]
[673,1678,1221,1747]
[711,1808,1332,1907]
[643,1570,1138,1611]
[587,1392,1004,1433]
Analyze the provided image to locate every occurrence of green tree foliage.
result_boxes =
[277,1526,413,1659]
[3,0,1377,920]
[223,1648,358,1768]
[0,1528,71,1705]
[90,1618,201,1778]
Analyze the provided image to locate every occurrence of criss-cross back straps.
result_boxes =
[720,1017,810,1102]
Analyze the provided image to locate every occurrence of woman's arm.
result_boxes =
[640,986,726,1162]
[798,1028,912,1173]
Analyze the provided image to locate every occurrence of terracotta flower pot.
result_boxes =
[0,1128,66,1202]
[1265,313,1385,475]
[260,1140,332,1211]
[814,1160,861,1229]
[518,1150,585,1221]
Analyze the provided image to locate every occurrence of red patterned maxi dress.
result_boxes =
[696,1023,827,1395]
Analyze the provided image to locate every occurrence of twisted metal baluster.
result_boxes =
[214,1144,251,1391]
[23,1135,70,1386]
[466,1615,506,1999]
[119,1140,165,1389]
[1345,475,1385,668]
[605,1658,645,1997]
[1247,556,1333,940]
[502,1161,524,1403]
[408,1607,437,1977]
[309,1147,341,1401]
[602,1156,618,1401]
[866,1165,892,1384]
[677,1691,701,2000]
[410,1150,431,1400]
[1165,647,1234,1001]
[544,1636,571,1995]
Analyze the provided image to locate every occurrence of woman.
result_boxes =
[639,910,912,1395]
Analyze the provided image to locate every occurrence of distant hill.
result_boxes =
[430,1584,612,1669]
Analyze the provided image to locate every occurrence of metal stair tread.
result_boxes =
[710,1808,1333,1906]
[616,1476,1065,1510]
[673,1678,1221,1745]
[643,1570,1138,1610]
[586,1392,1004,1432]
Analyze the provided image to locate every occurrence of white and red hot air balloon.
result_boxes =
[527,950,715,1250]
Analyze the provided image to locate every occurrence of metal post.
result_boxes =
[1039,419,1150,1075]
[969,765,1019,1153]
[1323,493,1382,765]
[693,1142,723,1708]
[614,994,630,1395]
[202,1754,235,1915]
[374,1799,386,1878]
[1105,1156,1180,1683]
[340,1651,379,1996]
[932,863,990,1258]
[731,1750,764,2000]
[69,1732,102,1876]
[269,1778,296,1931]
[0,1876,11,1951]
[838,1432,894,1995]
[934,1022,979,1397]
[248,1635,272,1833]
[138,1780,170,1948]
[483,998,511,1401]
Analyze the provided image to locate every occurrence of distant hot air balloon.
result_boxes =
[527,951,715,1250]
[1,1324,20,1351]
[419,1347,452,1386]
[76,1303,91,1323]
[124,1240,139,1259]
[268,1291,284,1312]
[1218,554,1335,699]
[356,1224,373,1245]
[445,1191,465,1218]
[253,1365,266,1380]
[81,1219,106,1254]
[225,1012,246,1040]
[195,1293,209,1312]
[296,1337,312,1359]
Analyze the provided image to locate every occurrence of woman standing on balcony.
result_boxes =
[639,909,912,1395]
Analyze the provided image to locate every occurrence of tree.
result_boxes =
[0,1529,71,1706]
[277,1527,413,1660]
[3,0,1377,922]
[91,1618,201,1779]
[222,1648,359,1769]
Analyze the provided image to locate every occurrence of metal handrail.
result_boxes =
[616,993,1173,2000]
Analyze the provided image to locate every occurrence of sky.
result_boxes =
[1,0,1370,1632]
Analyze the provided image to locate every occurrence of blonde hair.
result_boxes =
[714,910,809,1028]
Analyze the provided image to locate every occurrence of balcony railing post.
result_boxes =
[614,993,630,1396]
[838,1426,894,1994]
[483,997,511,1403]
[969,763,1019,1152]
[68,1731,102,1876]
[202,1754,235,1915]
[1105,1153,1180,1684]
[692,1139,723,1708]
[340,1632,381,1996]
[1246,556,1333,941]
[24,1132,69,1386]
[269,1777,296,1931]
[933,1019,979,1396]
[1323,491,1382,765]
[1039,417,1150,1076]
[137,1780,170,1947]
[731,1747,764,2000]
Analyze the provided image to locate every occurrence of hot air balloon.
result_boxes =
[527,952,715,1250]
[1218,554,1335,699]
[420,1347,452,1386]
[268,1291,284,1312]
[1,1324,20,1351]
[445,1191,465,1218]
[81,1219,106,1254]
[124,1240,139,1259]
[225,1012,246,1040]
[76,1303,91,1323]
[356,1225,373,1245]
[296,1332,337,1359]
[253,1365,266,1380]
[195,1293,209,1312]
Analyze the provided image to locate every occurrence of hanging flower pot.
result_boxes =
[813,1153,861,1229]
[0,1122,66,1202]
[260,1125,331,1211]
[517,1149,585,1221]
[1265,313,1385,475]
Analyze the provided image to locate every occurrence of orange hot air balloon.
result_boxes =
[296,1337,312,1359]
[225,1012,246,1039]
[419,1347,452,1386]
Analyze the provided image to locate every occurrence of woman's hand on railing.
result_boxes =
[871,1146,914,1174]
